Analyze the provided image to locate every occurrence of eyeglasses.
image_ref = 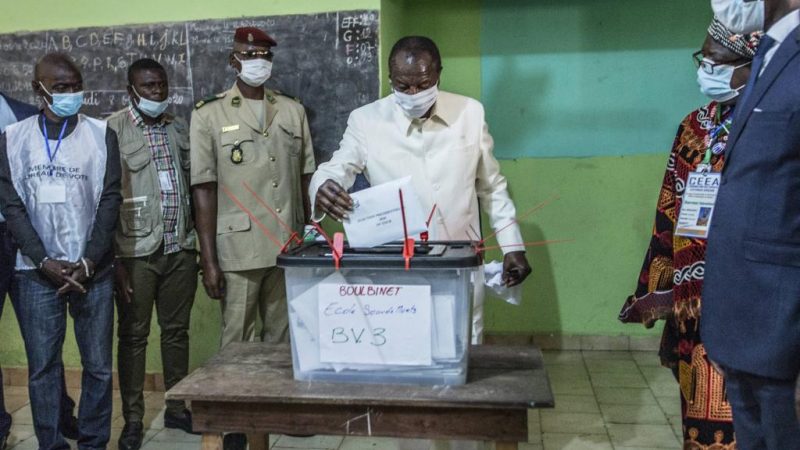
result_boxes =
[692,50,750,74]
[233,50,274,61]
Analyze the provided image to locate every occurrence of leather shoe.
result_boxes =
[223,433,247,450]
[164,409,200,435]
[118,421,144,450]
[60,413,79,440]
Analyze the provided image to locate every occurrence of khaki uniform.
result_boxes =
[190,82,314,347]
[107,107,199,422]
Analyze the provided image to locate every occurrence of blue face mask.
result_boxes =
[131,86,169,118]
[696,59,750,103]
[39,82,83,117]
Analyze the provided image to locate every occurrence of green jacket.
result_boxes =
[107,107,196,258]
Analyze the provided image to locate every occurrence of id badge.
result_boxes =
[38,184,66,204]
[158,171,175,192]
[675,171,721,239]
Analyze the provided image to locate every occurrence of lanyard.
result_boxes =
[42,114,69,166]
[700,107,733,169]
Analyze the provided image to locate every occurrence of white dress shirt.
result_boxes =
[310,90,525,254]
[760,9,800,75]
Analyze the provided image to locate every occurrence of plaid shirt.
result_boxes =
[127,105,181,254]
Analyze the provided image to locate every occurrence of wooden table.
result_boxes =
[167,343,553,450]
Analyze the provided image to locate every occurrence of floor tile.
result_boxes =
[4,424,35,448]
[589,372,648,389]
[594,387,659,406]
[541,432,613,450]
[542,351,583,366]
[599,404,668,425]
[580,351,633,361]
[519,443,544,450]
[275,434,343,449]
[528,409,542,437]
[549,377,594,396]
[550,395,599,414]
[583,359,639,374]
[606,424,680,448]
[149,427,202,443]
[541,412,606,435]
[631,352,661,368]
[10,405,32,425]
[654,394,681,417]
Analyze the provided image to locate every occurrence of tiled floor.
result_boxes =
[4,349,682,450]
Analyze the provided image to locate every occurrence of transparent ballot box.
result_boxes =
[277,241,481,385]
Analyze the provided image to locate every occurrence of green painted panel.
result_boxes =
[481,153,667,336]
[481,0,711,158]
[380,0,481,98]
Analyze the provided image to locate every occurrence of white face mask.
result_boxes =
[235,55,272,87]
[393,85,439,118]
[712,0,764,34]
[131,86,169,118]
[696,59,750,102]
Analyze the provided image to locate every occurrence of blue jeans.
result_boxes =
[11,272,114,450]
[723,366,800,450]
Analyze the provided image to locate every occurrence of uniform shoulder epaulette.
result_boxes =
[270,89,302,104]
[194,92,226,110]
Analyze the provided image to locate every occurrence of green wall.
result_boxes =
[481,0,710,158]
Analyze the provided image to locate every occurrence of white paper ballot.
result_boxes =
[318,283,433,366]
[344,176,427,248]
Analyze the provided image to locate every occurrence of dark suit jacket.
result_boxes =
[701,22,800,380]
[1,93,38,122]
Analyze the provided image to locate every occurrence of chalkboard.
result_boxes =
[0,10,380,163]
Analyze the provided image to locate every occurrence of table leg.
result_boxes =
[495,442,518,450]
[247,433,270,450]
[201,433,223,450]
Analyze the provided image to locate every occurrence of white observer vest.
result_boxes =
[5,114,107,270]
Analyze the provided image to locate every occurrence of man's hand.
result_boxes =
[201,260,226,300]
[57,258,96,295]
[39,259,77,290]
[315,180,353,221]
[502,251,531,287]
[114,262,134,304]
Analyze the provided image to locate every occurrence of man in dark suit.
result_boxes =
[0,92,77,449]
[702,0,800,448]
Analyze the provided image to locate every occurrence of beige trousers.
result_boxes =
[220,266,288,348]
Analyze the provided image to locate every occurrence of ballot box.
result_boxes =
[277,241,482,385]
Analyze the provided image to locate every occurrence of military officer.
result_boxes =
[190,26,314,350]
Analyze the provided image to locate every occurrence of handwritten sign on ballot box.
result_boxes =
[318,283,432,366]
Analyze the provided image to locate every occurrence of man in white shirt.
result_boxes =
[311,36,531,342]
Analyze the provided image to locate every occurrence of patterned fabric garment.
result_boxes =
[626,101,736,449]
[128,105,180,254]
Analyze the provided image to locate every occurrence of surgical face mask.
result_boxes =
[235,55,272,87]
[712,0,764,34]
[131,86,168,118]
[393,85,439,118]
[39,82,83,118]
[696,60,750,102]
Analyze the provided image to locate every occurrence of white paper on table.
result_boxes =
[289,271,347,372]
[343,176,427,248]
[432,295,457,359]
[484,260,522,305]
[318,283,433,366]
